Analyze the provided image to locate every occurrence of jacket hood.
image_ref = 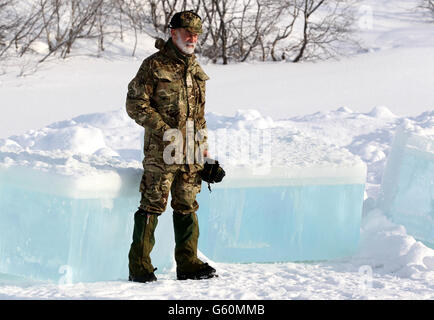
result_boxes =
[155,38,165,50]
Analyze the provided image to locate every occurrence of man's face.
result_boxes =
[171,28,199,55]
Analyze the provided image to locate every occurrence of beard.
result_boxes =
[173,32,196,55]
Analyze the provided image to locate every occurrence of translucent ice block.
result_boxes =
[0,162,366,283]
[197,165,366,263]
[0,116,368,282]
[380,128,434,246]
[0,165,175,283]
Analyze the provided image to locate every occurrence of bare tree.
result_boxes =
[114,0,150,56]
[199,0,239,64]
[37,0,106,63]
[289,0,357,62]
[214,0,232,64]
[0,0,20,52]
[231,0,273,62]
[0,1,48,58]
[419,0,434,19]
[95,1,116,53]
[1,0,360,66]
[2,0,126,62]
[199,0,219,62]
[261,0,299,61]
[197,0,357,64]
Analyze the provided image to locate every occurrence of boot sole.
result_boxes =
[128,275,157,283]
[177,273,218,280]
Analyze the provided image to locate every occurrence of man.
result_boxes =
[125,11,217,283]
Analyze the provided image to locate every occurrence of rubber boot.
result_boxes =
[128,209,159,282]
[173,211,217,280]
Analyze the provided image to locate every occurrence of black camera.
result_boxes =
[199,158,226,191]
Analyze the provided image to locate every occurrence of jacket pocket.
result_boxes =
[143,129,152,152]
[154,71,181,127]
[194,71,209,104]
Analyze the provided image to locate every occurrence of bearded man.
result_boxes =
[125,11,217,283]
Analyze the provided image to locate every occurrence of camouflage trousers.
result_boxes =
[139,163,202,215]
[128,163,204,276]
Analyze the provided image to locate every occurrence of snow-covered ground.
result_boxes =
[0,0,434,299]
[1,106,433,300]
[1,208,434,300]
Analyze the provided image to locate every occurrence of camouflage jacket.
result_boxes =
[126,38,209,171]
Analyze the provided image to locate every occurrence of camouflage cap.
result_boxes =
[169,10,203,34]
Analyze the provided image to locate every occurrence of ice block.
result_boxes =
[379,124,434,247]
[197,165,366,263]
[0,111,367,282]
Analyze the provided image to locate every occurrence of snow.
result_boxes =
[3,47,433,140]
[1,108,433,299]
[0,107,369,186]
[0,107,367,280]
[0,0,434,300]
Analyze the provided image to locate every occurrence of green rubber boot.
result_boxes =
[128,209,159,283]
[173,211,217,280]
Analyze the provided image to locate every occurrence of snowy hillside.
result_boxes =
[0,0,434,299]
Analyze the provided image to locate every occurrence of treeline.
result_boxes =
[419,0,434,18]
[0,0,365,64]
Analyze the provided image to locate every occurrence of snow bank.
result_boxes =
[352,209,434,279]
[0,107,368,189]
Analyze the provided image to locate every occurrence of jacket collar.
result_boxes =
[163,38,196,68]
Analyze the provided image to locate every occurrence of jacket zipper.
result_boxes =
[184,68,190,120]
